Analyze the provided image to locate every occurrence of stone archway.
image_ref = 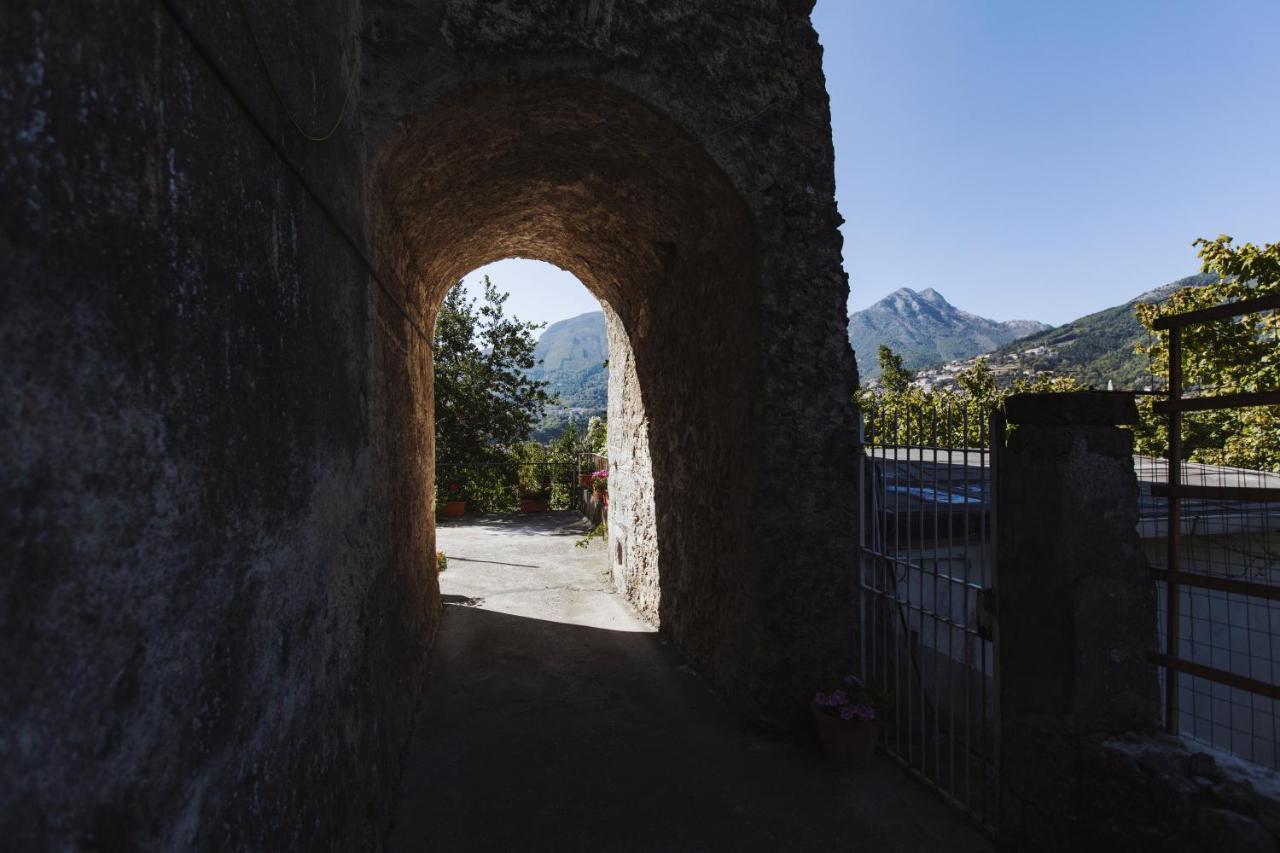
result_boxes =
[371,78,766,700]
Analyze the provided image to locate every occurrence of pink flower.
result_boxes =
[839,705,857,721]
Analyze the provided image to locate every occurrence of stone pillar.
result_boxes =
[997,392,1158,850]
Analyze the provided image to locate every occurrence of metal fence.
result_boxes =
[1138,455,1280,769]
[581,451,609,474]
[436,460,583,514]
[858,401,999,833]
[1146,292,1280,770]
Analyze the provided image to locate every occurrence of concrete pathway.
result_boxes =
[390,513,991,852]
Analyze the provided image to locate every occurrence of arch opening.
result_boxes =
[372,77,765,693]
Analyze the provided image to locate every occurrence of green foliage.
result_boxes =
[436,477,466,502]
[544,425,584,506]
[446,465,512,512]
[433,277,553,465]
[955,357,997,402]
[548,421,582,463]
[515,442,551,498]
[575,521,607,549]
[858,349,1082,447]
[877,344,914,394]
[585,416,608,454]
[438,457,580,514]
[436,551,448,573]
[986,273,1217,388]
[1134,236,1280,471]
[529,410,604,443]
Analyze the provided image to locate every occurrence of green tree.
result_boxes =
[877,344,914,393]
[1134,235,1280,471]
[548,421,582,464]
[955,357,997,405]
[585,416,608,455]
[857,347,1082,448]
[433,277,553,465]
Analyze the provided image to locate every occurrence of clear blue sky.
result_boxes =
[466,0,1280,328]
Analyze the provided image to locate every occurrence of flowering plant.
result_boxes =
[438,480,466,502]
[813,674,883,723]
[590,469,609,496]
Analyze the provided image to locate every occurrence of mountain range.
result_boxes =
[527,274,1217,411]
[848,288,1050,379]
[981,273,1217,388]
[527,311,609,410]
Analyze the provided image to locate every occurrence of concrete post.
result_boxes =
[997,392,1158,850]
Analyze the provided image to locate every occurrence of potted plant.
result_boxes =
[590,469,609,508]
[438,481,466,518]
[811,674,884,766]
[520,480,551,513]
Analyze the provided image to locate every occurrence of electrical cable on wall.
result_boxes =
[238,0,358,142]
[156,0,434,353]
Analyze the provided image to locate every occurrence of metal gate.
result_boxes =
[858,403,1000,833]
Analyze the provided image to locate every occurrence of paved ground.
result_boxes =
[390,513,991,852]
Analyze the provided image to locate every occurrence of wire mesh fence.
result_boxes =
[859,400,998,833]
[1137,454,1280,770]
[1142,292,1280,772]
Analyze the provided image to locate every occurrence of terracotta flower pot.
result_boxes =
[440,500,466,518]
[811,705,879,766]
[520,497,549,513]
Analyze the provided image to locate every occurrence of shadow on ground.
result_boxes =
[390,600,991,852]
[435,512,596,535]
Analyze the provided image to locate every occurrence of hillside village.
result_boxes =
[864,342,1154,394]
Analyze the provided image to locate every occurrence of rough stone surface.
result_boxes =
[990,409,1277,851]
[3,2,434,850]
[1065,736,1280,853]
[1004,390,1140,426]
[998,419,1156,737]
[3,1,857,849]
[604,307,661,623]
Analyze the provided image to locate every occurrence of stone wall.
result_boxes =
[996,393,1280,852]
[1,1,435,849]
[605,307,660,623]
[1075,734,1280,852]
